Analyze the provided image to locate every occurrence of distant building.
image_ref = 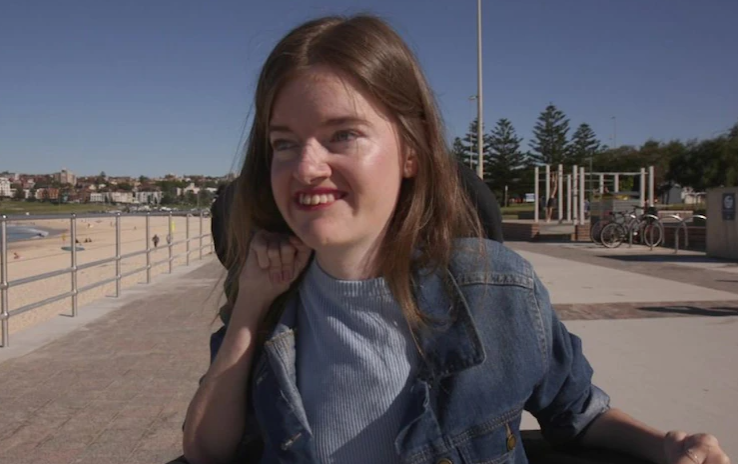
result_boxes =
[682,187,706,205]
[136,191,162,204]
[110,192,134,204]
[35,188,59,201]
[0,177,12,197]
[89,193,105,203]
[55,168,77,186]
[178,183,200,197]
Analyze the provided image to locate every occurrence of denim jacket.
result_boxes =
[209,239,610,464]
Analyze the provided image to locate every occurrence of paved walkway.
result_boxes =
[0,259,221,464]
[0,242,736,463]
[508,242,738,458]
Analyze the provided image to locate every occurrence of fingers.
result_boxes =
[288,235,312,270]
[279,241,295,282]
[683,434,726,464]
[666,431,729,464]
[251,232,270,270]
[249,231,312,286]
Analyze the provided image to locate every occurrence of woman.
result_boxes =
[183,15,729,464]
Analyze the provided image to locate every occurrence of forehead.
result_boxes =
[270,66,389,127]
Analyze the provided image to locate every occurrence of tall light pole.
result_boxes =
[476,0,484,179]
[589,150,594,203]
[612,116,617,149]
[468,95,477,169]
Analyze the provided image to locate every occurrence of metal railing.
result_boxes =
[0,211,213,348]
[670,214,707,254]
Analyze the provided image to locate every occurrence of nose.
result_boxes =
[293,141,331,185]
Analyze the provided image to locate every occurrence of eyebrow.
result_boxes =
[268,116,369,134]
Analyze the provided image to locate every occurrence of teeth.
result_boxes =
[298,193,337,206]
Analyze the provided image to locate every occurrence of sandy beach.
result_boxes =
[4,214,216,336]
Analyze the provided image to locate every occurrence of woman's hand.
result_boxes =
[665,431,731,464]
[183,230,311,464]
[236,230,312,311]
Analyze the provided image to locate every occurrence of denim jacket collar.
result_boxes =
[263,265,487,382]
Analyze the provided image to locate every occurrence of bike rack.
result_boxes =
[670,214,688,254]
[670,214,707,254]
[625,213,637,248]
[645,214,660,251]
[631,214,661,251]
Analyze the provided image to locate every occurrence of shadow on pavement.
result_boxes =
[638,305,738,317]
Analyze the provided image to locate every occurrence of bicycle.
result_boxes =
[590,210,631,245]
[600,206,664,249]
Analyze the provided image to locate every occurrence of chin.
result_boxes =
[292,222,347,250]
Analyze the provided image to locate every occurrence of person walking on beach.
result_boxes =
[152,234,160,248]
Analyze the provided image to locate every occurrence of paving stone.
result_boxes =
[3,250,732,463]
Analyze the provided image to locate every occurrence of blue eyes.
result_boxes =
[272,140,297,151]
[332,130,358,143]
[271,130,358,152]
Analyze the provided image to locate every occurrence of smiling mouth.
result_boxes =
[295,192,346,208]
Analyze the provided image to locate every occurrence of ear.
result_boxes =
[402,152,418,178]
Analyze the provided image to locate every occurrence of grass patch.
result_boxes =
[501,204,535,214]
[0,201,117,215]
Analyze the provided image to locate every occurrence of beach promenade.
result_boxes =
[0,241,736,463]
[2,213,212,343]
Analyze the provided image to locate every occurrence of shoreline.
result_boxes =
[5,224,67,247]
[5,225,64,243]
[2,215,213,338]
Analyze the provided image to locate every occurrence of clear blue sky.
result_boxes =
[1,0,736,178]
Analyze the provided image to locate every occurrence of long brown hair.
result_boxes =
[226,14,482,331]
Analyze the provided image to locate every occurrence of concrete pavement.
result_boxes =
[510,242,738,459]
[0,259,222,464]
[0,242,736,463]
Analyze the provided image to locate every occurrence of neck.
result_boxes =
[315,241,383,280]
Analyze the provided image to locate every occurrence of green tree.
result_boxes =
[452,137,467,167]
[569,123,600,168]
[639,139,686,194]
[668,140,715,192]
[667,133,737,192]
[117,182,134,191]
[487,118,525,203]
[529,104,570,166]
[161,192,177,205]
[198,189,214,206]
[185,191,197,205]
[156,180,185,198]
[13,185,25,200]
[460,118,492,172]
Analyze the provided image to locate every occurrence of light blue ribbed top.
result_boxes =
[296,259,418,464]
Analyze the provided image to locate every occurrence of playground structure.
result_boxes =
[533,165,657,224]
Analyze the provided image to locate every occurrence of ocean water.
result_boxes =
[4,226,50,243]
